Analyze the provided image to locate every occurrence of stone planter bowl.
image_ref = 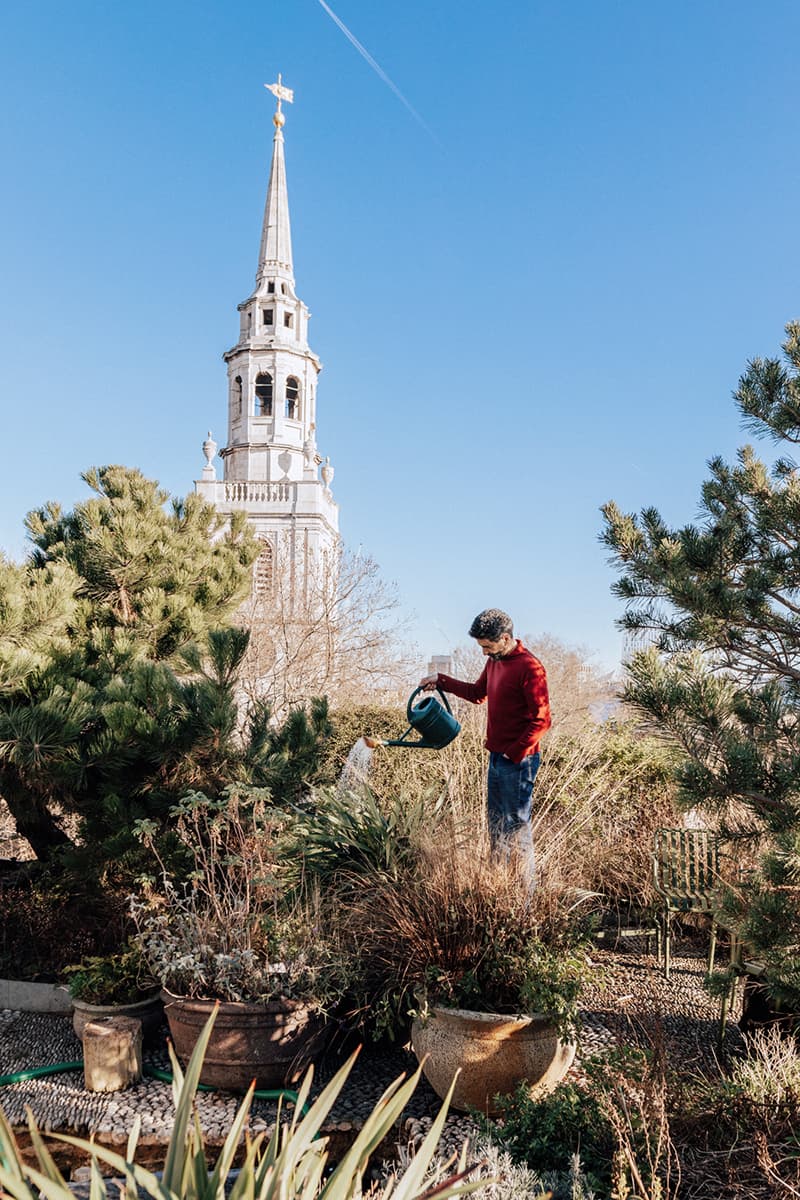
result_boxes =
[411,1004,576,1115]
[161,991,325,1091]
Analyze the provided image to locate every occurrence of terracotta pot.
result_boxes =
[72,993,163,1044]
[411,1005,575,1115]
[161,990,325,1091]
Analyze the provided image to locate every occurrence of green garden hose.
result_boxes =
[0,1061,307,1114]
[0,1062,83,1086]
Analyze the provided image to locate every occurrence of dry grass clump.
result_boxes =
[597,1040,680,1200]
[338,829,594,1038]
[725,1027,800,1112]
[328,707,678,912]
[666,1027,800,1199]
[533,722,679,911]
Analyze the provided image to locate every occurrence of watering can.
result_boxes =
[367,686,461,751]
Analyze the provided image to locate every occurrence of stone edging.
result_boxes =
[0,978,71,1014]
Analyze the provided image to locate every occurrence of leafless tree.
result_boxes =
[237,541,417,715]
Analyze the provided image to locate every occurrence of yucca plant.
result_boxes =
[0,1008,492,1200]
[284,785,456,892]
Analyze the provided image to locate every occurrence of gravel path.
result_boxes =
[0,939,744,1166]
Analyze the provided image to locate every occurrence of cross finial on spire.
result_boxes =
[265,74,294,128]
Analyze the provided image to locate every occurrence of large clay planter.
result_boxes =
[72,993,164,1044]
[161,991,325,1091]
[411,1005,576,1115]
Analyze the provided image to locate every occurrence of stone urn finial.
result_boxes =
[321,455,334,492]
[202,431,218,480]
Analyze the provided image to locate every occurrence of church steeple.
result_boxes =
[195,78,339,583]
[256,76,294,292]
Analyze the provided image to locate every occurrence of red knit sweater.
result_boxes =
[437,641,551,764]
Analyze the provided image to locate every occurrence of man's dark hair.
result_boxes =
[469,609,514,640]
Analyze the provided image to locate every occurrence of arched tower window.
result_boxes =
[285,376,300,420]
[254,540,274,597]
[234,375,243,416]
[255,373,273,416]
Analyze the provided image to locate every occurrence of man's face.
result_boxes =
[476,633,515,660]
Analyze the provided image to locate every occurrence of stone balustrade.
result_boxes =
[223,480,293,504]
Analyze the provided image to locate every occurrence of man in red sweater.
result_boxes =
[420,609,551,882]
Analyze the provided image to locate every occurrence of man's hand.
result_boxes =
[419,674,438,691]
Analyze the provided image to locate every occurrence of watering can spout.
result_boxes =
[370,687,461,751]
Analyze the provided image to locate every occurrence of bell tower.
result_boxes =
[196,78,339,589]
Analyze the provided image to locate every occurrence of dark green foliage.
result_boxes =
[425,944,587,1029]
[258,696,332,806]
[0,466,260,864]
[483,1047,651,1194]
[602,320,800,1014]
[484,1076,612,1192]
[63,940,156,1004]
[284,785,451,891]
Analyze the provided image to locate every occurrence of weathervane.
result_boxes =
[265,74,294,127]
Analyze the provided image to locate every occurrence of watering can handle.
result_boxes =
[407,685,454,722]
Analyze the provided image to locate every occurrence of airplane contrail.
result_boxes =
[316,0,439,143]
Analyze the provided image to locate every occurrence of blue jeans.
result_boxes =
[487,751,541,885]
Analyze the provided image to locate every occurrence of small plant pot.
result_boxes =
[161,991,326,1091]
[411,1005,575,1115]
[72,993,164,1044]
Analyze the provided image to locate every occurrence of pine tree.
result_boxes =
[0,466,260,862]
[602,321,800,1012]
[0,555,82,854]
[25,465,257,664]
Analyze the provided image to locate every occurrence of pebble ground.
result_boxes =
[0,934,746,1169]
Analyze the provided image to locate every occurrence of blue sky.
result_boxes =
[1,0,798,670]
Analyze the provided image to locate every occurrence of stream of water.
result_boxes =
[337,737,375,793]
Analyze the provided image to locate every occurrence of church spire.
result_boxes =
[196,78,339,578]
[257,76,294,292]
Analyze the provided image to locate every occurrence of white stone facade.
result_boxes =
[195,84,339,583]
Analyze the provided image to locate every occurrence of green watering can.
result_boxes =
[370,686,461,751]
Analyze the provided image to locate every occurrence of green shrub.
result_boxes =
[63,940,156,1004]
[255,695,333,805]
[483,1077,612,1193]
[482,1047,654,1196]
